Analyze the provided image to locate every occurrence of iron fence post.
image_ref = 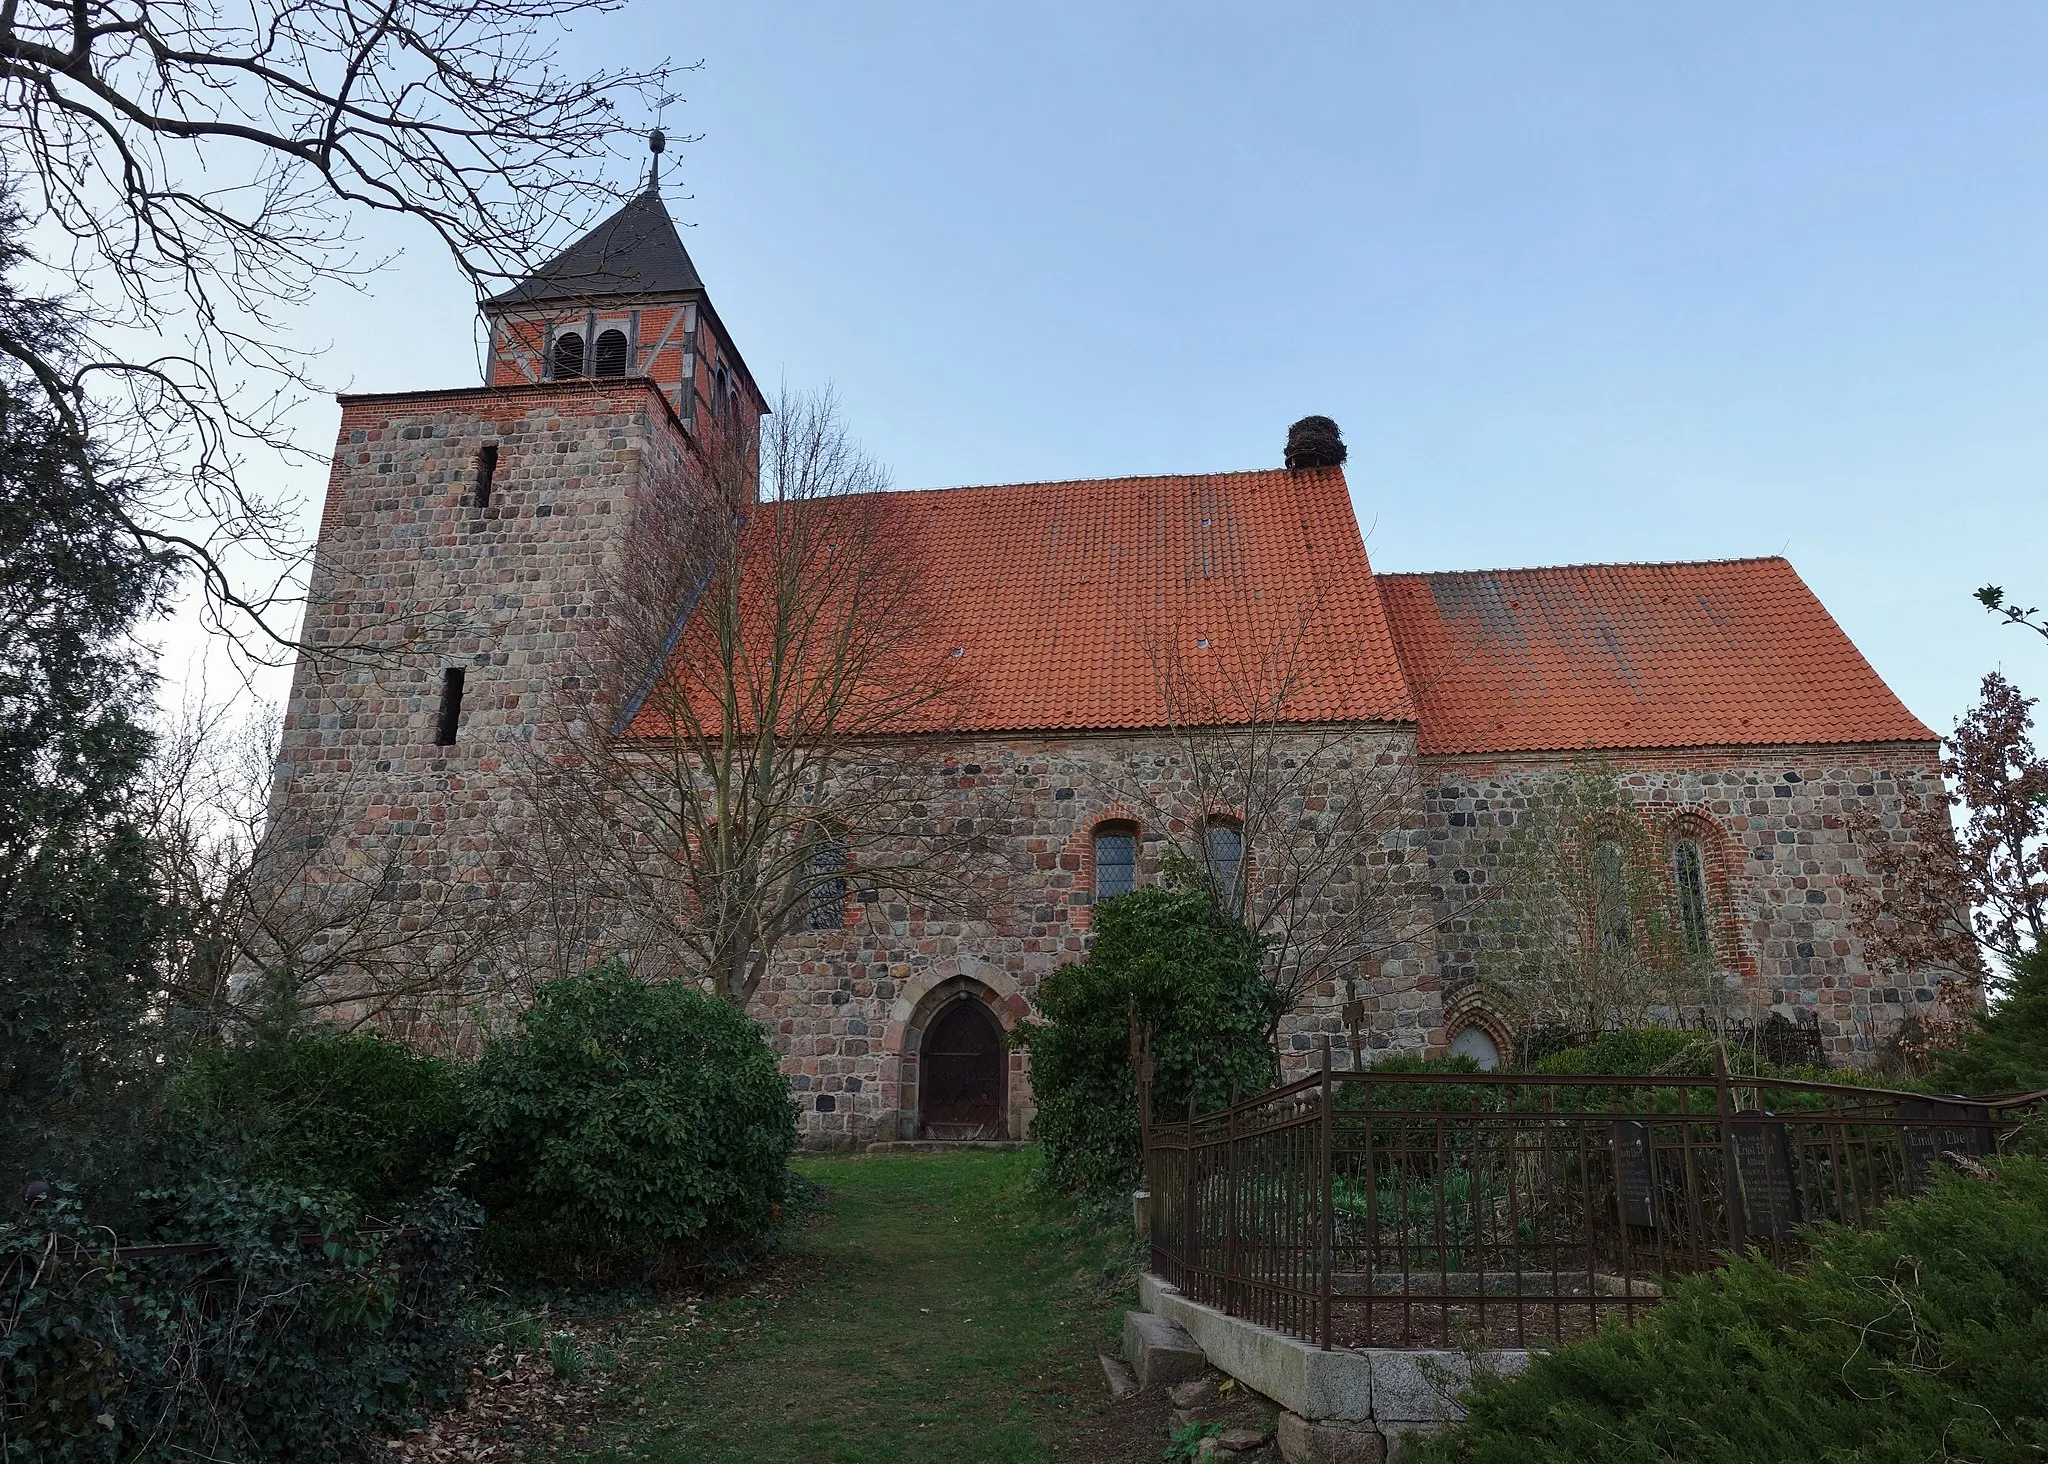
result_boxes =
[1318,1036,1334,1351]
[1225,1078,1240,1317]
[1716,1047,1748,1255]
[1184,1090,1199,1296]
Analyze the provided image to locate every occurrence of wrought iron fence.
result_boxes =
[1515,1009,1826,1069]
[1141,1049,2042,1351]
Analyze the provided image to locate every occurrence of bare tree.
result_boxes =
[142,694,501,1035]
[1473,758,1720,1037]
[1118,575,1437,1033]
[0,0,677,662]
[1845,670,2046,1051]
[518,389,1001,1007]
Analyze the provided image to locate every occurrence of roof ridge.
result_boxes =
[846,465,1345,503]
[1378,554,1793,578]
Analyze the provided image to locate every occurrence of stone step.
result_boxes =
[1123,1309,1207,1389]
[862,1139,1029,1153]
[1098,1353,1139,1400]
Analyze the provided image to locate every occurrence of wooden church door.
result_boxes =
[920,999,1005,1140]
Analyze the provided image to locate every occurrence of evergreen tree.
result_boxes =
[0,222,177,1190]
[1928,947,2048,1095]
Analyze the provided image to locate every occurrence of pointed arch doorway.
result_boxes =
[919,996,1006,1140]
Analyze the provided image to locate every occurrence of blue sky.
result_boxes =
[223,3,2048,735]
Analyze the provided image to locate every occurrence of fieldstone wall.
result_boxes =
[1418,745,1950,1061]
[267,380,696,1033]
[757,727,1441,1147]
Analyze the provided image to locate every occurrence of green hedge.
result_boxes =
[0,1179,475,1463]
[1931,949,2048,1096]
[1015,888,1280,1201]
[1410,1154,2048,1464]
[175,1030,468,1218]
[465,960,797,1282]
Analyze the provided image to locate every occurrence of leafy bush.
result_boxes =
[464,960,797,1282]
[1015,888,1281,1201]
[1410,1156,2048,1464]
[175,1029,468,1217]
[1531,1025,1711,1077]
[1930,948,2048,1095]
[0,1178,476,1463]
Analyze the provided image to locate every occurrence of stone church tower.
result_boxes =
[267,157,766,1030]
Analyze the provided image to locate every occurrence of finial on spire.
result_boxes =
[647,128,665,193]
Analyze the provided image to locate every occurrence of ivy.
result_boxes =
[0,1179,477,1462]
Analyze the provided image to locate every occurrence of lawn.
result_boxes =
[562,1148,1161,1464]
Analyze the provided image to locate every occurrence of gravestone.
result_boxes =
[1899,1100,1995,1195]
[1609,1120,1657,1228]
[1730,1116,1802,1242]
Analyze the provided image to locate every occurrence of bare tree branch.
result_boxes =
[0,0,680,666]
[1115,567,1438,1038]
[143,691,508,1036]
[514,388,1005,1007]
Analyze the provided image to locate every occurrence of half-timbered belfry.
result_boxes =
[481,132,767,438]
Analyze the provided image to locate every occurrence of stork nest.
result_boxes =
[1284,415,1347,470]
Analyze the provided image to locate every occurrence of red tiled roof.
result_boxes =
[1377,558,1936,756]
[871,466,1414,732]
[634,467,1416,738]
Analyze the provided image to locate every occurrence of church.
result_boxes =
[270,164,1948,1146]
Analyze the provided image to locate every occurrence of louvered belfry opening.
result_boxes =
[594,328,628,377]
[551,331,584,379]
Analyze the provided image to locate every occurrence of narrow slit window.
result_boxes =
[551,331,585,380]
[1092,825,1136,901]
[434,667,465,746]
[1672,837,1713,960]
[472,445,498,508]
[1205,821,1244,915]
[1594,840,1633,953]
[594,328,629,377]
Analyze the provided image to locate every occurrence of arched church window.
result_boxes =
[1671,836,1713,960]
[1450,1025,1502,1071]
[713,363,730,421]
[594,328,628,377]
[1593,839,1633,953]
[806,836,847,931]
[1205,820,1245,915]
[551,331,585,379]
[1092,822,1136,901]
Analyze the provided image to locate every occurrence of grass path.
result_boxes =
[570,1149,1159,1464]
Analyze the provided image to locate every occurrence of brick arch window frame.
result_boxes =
[1653,807,1754,979]
[1573,806,1654,959]
[1443,992,1514,1069]
[1063,804,1149,933]
[1089,818,1141,904]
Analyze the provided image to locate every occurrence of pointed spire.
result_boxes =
[485,174,703,307]
[647,128,665,194]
